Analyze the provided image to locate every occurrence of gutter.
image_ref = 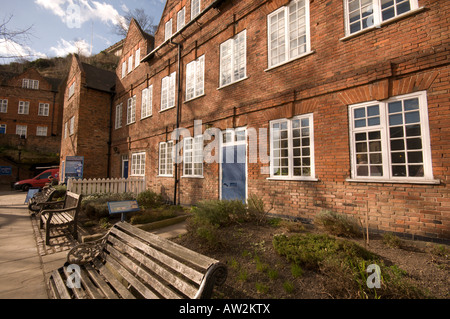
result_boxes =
[141,0,228,63]
[171,39,182,206]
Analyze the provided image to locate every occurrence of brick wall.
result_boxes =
[108,0,449,241]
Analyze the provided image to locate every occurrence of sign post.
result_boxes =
[107,200,140,222]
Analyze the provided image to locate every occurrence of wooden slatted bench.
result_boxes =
[48,222,227,299]
[39,192,82,245]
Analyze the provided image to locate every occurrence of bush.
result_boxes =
[130,206,181,225]
[81,192,136,220]
[137,190,164,209]
[315,210,362,238]
[191,199,247,227]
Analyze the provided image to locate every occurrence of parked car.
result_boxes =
[14,168,59,191]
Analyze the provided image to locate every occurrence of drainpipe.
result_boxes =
[171,39,182,206]
[107,91,116,178]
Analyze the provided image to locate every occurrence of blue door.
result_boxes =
[122,159,129,178]
[222,144,246,202]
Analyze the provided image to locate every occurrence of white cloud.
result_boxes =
[35,0,126,28]
[0,39,47,63]
[50,38,91,57]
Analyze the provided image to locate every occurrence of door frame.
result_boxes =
[121,155,129,179]
[219,127,248,202]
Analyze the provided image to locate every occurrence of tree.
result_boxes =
[0,14,34,60]
[113,8,157,37]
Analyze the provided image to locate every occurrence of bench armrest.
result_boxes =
[40,206,78,216]
[66,236,107,265]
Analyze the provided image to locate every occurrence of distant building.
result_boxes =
[59,54,116,181]
[0,67,64,184]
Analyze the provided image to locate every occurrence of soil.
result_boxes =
[173,221,449,299]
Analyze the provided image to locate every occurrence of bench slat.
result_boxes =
[50,270,72,299]
[85,264,119,299]
[63,267,88,299]
[78,267,105,299]
[117,222,217,270]
[109,227,204,284]
[107,236,192,299]
[93,259,136,299]
[105,252,160,299]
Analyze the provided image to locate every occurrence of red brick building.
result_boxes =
[59,54,116,181]
[0,68,63,184]
[65,0,450,242]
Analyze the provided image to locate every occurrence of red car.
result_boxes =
[14,168,59,191]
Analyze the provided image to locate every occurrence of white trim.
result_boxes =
[159,141,174,177]
[267,0,312,69]
[348,91,434,182]
[269,113,316,181]
[130,152,146,177]
[219,127,248,201]
[219,30,247,88]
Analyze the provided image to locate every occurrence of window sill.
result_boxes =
[266,177,319,182]
[158,174,174,178]
[340,7,426,42]
[126,122,136,126]
[181,175,204,179]
[184,93,205,103]
[159,106,175,113]
[217,76,249,90]
[141,115,152,121]
[264,50,316,72]
[346,178,440,185]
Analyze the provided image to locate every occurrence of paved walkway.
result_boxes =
[0,191,187,299]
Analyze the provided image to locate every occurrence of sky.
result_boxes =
[0,0,165,64]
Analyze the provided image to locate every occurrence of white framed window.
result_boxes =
[184,136,204,177]
[345,0,419,36]
[18,101,29,114]
[36,126,48,137]
[122,61,127,78]
[68,82,75,98]
[270,114,315,180]
[115,103,123,129]
[16,125,27,137]
[161,72,176,111]
[135,48,141,68]
[267,0,311,69]
[141,86,153,119]
[186,55,205,101]
[191,0,201,19]
[165,19,173,41]
[349,91,433,182]
[69,116,75,136]
[38,103,50,116]
[128,55,133,74]
[159,141,174,176]
[131,152,146,176]
[22,79,39,90]
[220,30,246,87]
[0,124,7,134]
[64,122,68,139]
[177,7,186,31]
[0,99,7,113]
[127,96,137,125]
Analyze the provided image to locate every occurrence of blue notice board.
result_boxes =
[25,188,40,204]
[108,201,140,221]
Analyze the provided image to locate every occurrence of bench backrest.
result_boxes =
[64,192,82,218]
[100,222,226,299]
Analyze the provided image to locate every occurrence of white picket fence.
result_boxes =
[66,177,146,196]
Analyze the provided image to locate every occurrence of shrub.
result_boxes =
[81,192,136,220]
[382,232,403,248]
[137,190,164,209]
[315,210,362,238]
[191,199,247,227]
[129,207,179,225]
[247,194,268,224]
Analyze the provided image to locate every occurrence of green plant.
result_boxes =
[283,281,295,294]
[291,263,303,278]
[191,199,248,227]
[267,268,279,280]
[129,206,178,225]
[137,190,164,209]
[237,269,248,282]
[315,210,362,238]
[81,192,136,220]
[247,194,268,224]
[382,232,403,248]
[255,282,269,294]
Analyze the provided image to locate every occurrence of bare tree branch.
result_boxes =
[113,8,157,37]
[0,14,34,60]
